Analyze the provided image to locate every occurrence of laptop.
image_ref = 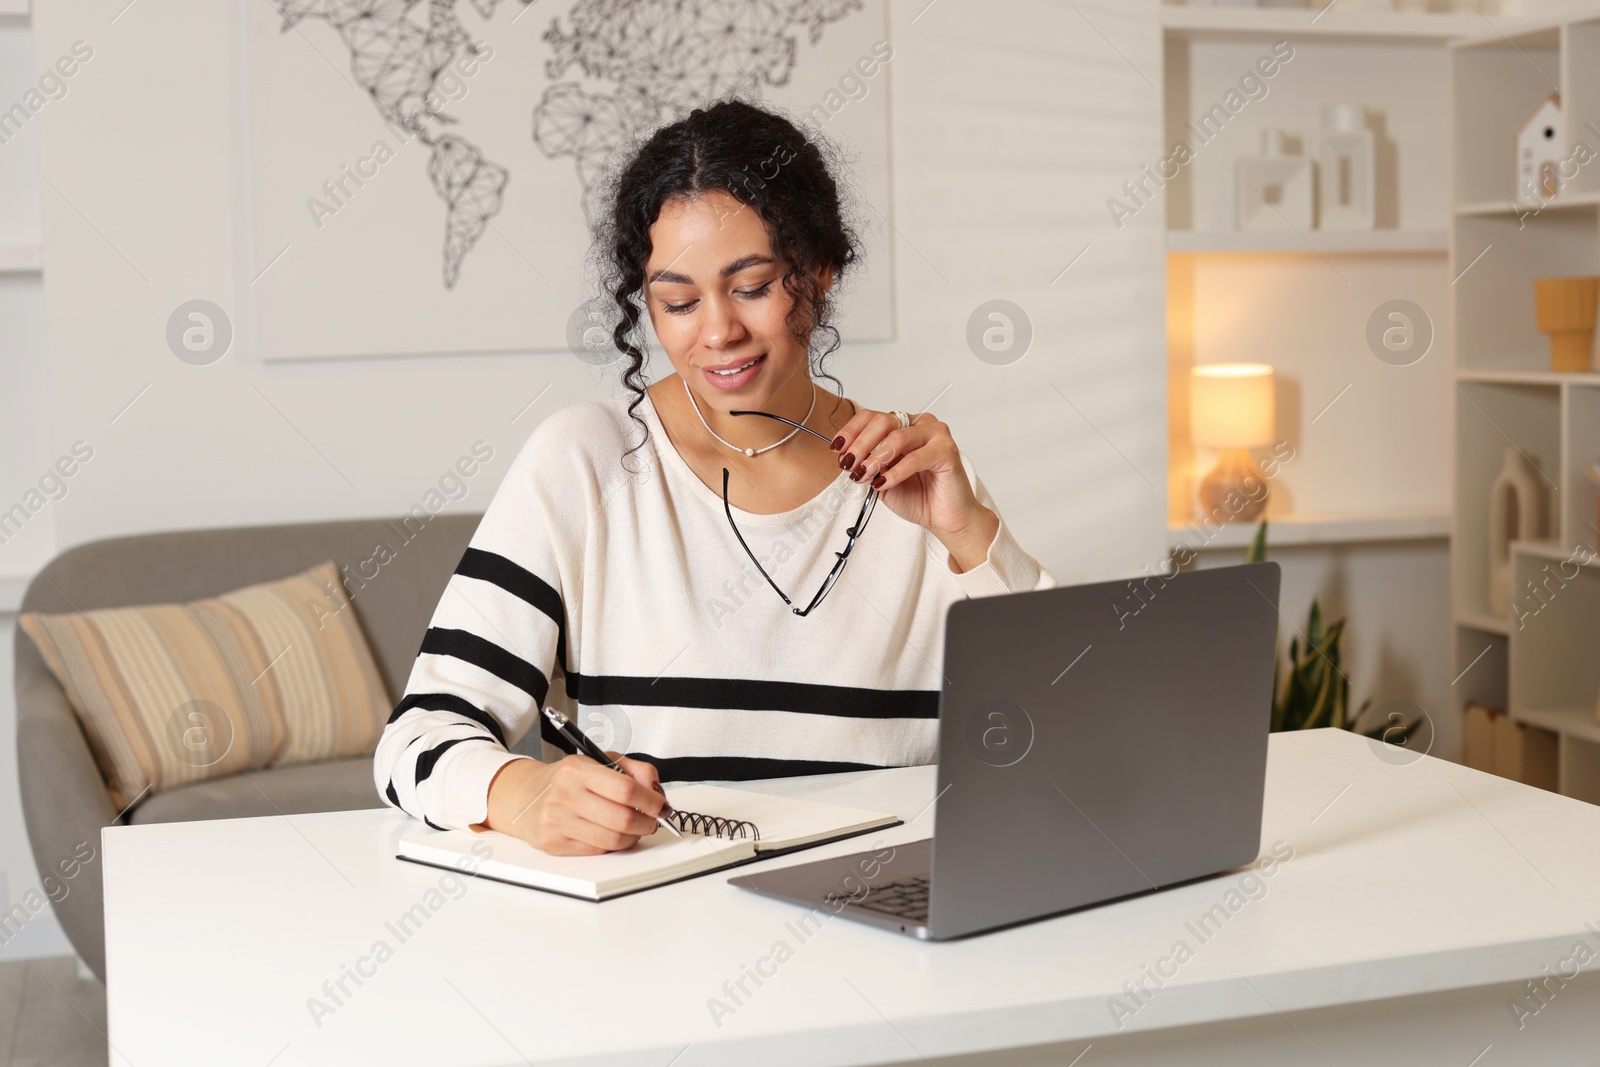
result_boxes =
[729,561,1282,940]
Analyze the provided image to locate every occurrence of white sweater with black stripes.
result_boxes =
[374,393,1054,831]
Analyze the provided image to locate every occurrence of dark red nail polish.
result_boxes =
[840,453,855,470]
[852,464,867,481]
[871,474,886,488]
[831,436,845,451]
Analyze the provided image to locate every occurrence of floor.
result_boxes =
[0,957,106,1067]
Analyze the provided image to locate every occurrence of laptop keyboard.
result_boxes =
[826,877,930,922]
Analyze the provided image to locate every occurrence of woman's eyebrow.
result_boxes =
[647,254,775,285]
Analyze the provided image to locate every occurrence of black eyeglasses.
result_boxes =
[721,409,878,616]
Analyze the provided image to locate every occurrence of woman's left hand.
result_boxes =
[831,408,999,573]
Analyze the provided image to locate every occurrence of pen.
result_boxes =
[540,706,682,839]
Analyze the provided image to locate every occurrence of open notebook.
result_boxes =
[395,783,903,901]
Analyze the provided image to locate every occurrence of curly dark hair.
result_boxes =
[592,98,861,457]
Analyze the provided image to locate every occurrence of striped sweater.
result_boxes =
[374,393,1054,830]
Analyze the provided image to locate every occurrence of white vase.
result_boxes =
[1318,104,1376,230]
[1487,448,1541,618]
[1236,129,1314,232]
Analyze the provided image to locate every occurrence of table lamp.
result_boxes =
[1191,363,1275,522]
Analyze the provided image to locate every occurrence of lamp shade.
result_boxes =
[1191,363,1275,449]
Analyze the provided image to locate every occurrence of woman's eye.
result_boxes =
[661,282,769,314]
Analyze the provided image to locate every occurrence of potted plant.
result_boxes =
[1245,520,1420,743]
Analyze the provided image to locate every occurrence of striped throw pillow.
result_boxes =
[19,560,392,811]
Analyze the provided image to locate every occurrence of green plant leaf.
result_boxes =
[1245,520,1269,565]
[1267,589,1368,739]
[1302,662,1334,729]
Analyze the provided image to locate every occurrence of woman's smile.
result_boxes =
[700,352,767,391]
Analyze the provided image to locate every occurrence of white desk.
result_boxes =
[104,730,1600,1066]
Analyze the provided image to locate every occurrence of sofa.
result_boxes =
[14,512,485,982]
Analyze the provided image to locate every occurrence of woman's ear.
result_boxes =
[818,263,835,294]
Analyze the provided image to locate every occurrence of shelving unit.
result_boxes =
[1448,12,1600,804]
[1162,8,1455,535]
[1159,4,1472,776]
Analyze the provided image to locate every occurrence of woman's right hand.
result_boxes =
[483,753,667,855]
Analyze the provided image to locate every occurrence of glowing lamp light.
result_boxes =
[1191,363,1275,522]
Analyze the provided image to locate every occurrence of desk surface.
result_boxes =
[104,729,1600,1066]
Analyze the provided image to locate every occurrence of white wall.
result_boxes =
[25,0,1167,584]
[0,4,69,961]
[1,0,1168,958]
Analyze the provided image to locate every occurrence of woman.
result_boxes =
[375,100,1052,855]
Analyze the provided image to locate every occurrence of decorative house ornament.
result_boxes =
[1317,104,1376,229]
[1516,92,1563,202]
[1236,129,1313,232]
[1487,448,1541,618]
[1533,275,1599,372]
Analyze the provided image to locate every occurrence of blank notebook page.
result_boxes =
[399,826,757,900]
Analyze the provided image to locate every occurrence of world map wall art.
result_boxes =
[247,0,894,361]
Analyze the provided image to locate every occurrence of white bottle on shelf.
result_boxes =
[1317,104,1376,230]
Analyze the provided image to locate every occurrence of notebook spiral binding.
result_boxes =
[666,809,761,843]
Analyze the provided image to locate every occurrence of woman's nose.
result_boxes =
[699,297,744,349]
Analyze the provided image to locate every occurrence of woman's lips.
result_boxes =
[700,353,766,391]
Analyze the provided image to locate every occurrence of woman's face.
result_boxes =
[643,189,826,414]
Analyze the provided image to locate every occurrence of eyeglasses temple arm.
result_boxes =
[728,409,835,445]
[721,467,793,607]
[794,486,876,616]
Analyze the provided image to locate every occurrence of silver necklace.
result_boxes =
[682,377,816,457]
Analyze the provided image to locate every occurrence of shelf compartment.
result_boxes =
[1163,34,1450,232]
[1453,381,1561,620]
[1166,230,1448,254]
[1453,628,1507,763]
[1452,212,1598,375]
[1562,382,1600,552]
[1450,27,1561,206]
[1508,548,1600,721]
[1559,17,1600,201]
[1513,705,1600,747]
[1557,733,1600,804]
